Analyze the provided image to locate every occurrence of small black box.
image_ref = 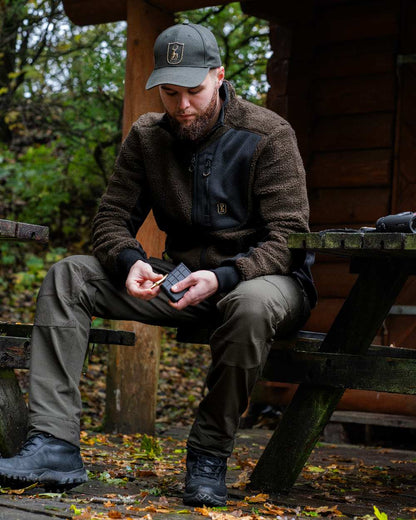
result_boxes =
[161,262,192,302]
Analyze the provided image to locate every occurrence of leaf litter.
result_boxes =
[4,330,416,520]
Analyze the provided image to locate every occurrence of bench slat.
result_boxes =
[0,323,135,346]
[0,337,31,369]
[264,349,416,394]
[0,219,49,244]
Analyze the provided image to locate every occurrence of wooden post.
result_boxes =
[105,0,174,434]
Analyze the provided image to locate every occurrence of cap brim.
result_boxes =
[145,66,210,90]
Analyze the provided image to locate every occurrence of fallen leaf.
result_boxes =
[244,493,269,503]
[261,503,286,515]
[108,511,123,519]
[231,469,251,490]
[195,506,212,516]
[305,465,325,473]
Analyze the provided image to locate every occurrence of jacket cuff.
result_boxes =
[211,265,241,293]
[116,248,148,281]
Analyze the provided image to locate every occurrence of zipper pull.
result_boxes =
[189,154,196,173]
[202,158,212,177]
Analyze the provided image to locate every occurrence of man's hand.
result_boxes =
[126,260,165,300]
[169,270,218,310]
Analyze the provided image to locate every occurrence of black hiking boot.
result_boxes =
[0,433,88,490]
[183,446,227,507]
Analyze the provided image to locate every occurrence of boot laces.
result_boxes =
[19,433,50,456]
[193,454,225,480]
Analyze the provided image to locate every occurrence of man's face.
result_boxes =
[159,67,224,141]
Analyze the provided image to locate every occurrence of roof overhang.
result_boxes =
[62,0,235,26]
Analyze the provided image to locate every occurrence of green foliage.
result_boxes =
[0,1,270,324]
[373,506,388,520]
[1,0,126,244]
[0,242,67,322]
[177,3,270,104]
[140,434,162,459]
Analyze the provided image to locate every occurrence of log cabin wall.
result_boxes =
[245,0,416,416]
[252,0,415,345]
[306,0,399,340]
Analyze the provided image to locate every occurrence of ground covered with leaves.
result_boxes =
[0,429,415,520]
[8,339,416,520]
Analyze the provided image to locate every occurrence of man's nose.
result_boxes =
[177,94,190,111]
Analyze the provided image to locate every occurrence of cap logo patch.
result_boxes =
[167,42,184,65]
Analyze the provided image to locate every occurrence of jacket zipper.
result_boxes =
[202,158,212,226]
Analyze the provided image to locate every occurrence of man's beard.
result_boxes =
[168,88,219,141]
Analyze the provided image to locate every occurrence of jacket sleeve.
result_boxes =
[235,122,310,280]
[92,122,152,280]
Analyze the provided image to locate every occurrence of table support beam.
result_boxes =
[250,257,412,492]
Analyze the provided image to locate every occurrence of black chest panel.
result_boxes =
[190,128,262,230]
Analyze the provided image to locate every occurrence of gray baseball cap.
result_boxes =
[145,22,222,90]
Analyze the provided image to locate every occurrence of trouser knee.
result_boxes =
[35,255,102,327]
[211,275,305,369]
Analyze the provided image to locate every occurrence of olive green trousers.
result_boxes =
[28,255,309,457]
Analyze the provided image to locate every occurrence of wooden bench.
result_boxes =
[0,219,136,456]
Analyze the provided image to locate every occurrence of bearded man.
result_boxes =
[0,22,316,507]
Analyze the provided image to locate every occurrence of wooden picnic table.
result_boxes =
[250,230,416,493]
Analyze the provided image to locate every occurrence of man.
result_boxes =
[0,22,316,506]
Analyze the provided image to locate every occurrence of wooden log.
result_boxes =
[315,0,399,44]
[251,381,416,417]
[105,0,173,435]
[309,187,390,225]
[309,262,357,299]
[392,3,416,214]
[311,113,394,151]
[402,0,416,53]
[309,149,391,188]
[329,411,416,429]
[313,74,395,117]
[266,24,291,119]
[62,0,233,25]
[314,37,396,78]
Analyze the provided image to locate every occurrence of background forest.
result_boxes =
[0,0,270,324]
[0,0,270,430]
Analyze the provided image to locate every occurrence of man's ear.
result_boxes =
[217,66,225,87]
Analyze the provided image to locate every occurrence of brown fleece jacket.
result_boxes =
[92,82,310,289]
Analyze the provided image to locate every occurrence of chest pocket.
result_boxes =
[192,128,262,230]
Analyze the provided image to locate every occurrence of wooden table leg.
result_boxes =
[249,258,412,492]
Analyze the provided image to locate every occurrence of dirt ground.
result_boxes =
[0,427,415,520]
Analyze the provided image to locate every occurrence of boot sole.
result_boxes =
[183,486,227,507]
[0,468,88,490]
